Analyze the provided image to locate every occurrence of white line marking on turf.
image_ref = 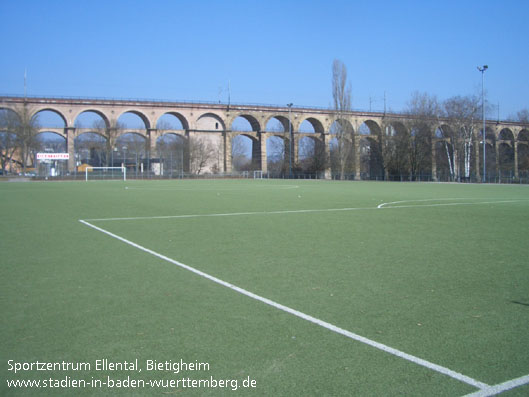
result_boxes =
[463,374,529,396]
[83,207,376,222]
[378,199,526,209]
[84,199,528,222]
[123,185,300,191]
[377,198,473,208]
[79,218,489,390]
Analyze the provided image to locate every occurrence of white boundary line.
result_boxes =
[84,199,529,222]
[123,184,300,191]
[79,219,489,391]
[83,207,375,222]
[378,198,477,208]
[463,374,529,396]
[377,198,526,209]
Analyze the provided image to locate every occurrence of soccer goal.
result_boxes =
[253,170,263,179]
[85,166,126,181]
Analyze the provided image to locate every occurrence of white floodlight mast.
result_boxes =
[477,65,488,183]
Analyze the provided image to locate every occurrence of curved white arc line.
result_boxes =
[378,200,525,209]
[377,198,524,209]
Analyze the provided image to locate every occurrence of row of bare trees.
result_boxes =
[241,60,525,180]
[2,82,527,179]
[329,59,529,181]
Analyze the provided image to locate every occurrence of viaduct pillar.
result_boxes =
[225,132,232,173]
[431,139,437,182]
[147,128,157,171]
[354,136,361,180]
[322,133,331,179]
[293,135,300,166]
[65,127,76,173]
[514,142,519,179]
[260,132,267,173]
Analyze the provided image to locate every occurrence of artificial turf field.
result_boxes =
[1,179,528,396]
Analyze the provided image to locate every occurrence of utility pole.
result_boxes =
[477,65,488,183]
[228,80,231,111]
[287,103,293,178]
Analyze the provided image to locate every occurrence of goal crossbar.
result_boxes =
[85,166,127,181]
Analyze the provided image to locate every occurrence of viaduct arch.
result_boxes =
[1,95,528,180]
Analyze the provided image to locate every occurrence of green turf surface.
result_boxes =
[1,179,528,396]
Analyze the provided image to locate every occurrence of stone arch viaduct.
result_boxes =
[1,95,528,180]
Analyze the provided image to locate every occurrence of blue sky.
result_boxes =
[1,0,528,119]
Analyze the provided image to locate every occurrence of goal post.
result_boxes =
[253,170,263,179]
[85,166,127,181]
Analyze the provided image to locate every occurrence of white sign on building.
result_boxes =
[36,153,70,160]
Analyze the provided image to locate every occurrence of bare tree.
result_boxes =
[91,118,125,166]
[231,136,252,171]
[0,109,21,173]
[188,135,216,175]
[10,103,40,174]
[267,136,286,174]
[331,59,354,179]
[403,92,440,179]
[516,108,529,123]
[298,137,326,174]
[266,120,288,175]
[377,120,410,180]
[443,95,481,181]
[75,132,106,166]
[158,133,185,176]
[117,133,147,174]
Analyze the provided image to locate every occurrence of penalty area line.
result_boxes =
[82,207,376,222]
[79,218,488,391]
[83,199,529,222]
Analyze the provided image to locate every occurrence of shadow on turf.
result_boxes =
[510,300,529,307]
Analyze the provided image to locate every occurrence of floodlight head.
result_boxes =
[483,65,488,70]
[287,103,293,107]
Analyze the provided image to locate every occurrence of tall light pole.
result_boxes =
[477,65,488,183]
[287,103,293,178]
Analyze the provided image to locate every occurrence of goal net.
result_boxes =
[253,170,263,179]
[85,166,127,181]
